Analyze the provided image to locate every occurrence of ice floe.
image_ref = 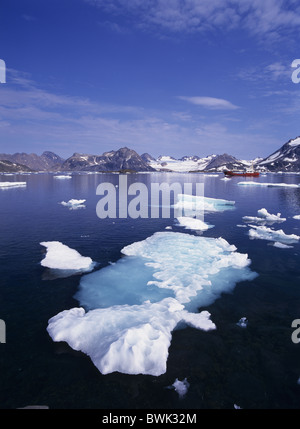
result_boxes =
[40,241,95,273]
[248,225,300,244]
[48,231,257,376]
[60,199,86,210]
[53,175,72,179]
[273,242,293,249]
[176,216,214,231]
[0,181,26,188]
[173,194,235,216]
[243,208,286,224]
[293,215,300,220]
[238,181,299,188]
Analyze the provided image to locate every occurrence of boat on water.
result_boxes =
[224,170,260,177]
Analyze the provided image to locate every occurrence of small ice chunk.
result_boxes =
[54,175,72,179]
[168,378,190,398]
[176,216,214,231]
[174,194,235,215]
[234,404,242,409]
[293,215,300,220]
[60,199,86,209]
[40,241,95,272]
[273,242,293,249]
[0,181,26,188]
[236,317,248,328]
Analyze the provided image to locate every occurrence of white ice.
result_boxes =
[168,378,190,398]
[48,232,256,376]
[40,241,95,272]
[293,215,300,220]
[273,242,293,249]
[248,225,300,244]
[53,175,72,179]
[176,216,214,231]
[243,208,286,224]
[60,199,86,209]
[0,182,26,188]
[238,181,299,188]
[174,194,235,216]
[236,317,248,328]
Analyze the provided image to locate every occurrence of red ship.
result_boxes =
[224,170,260,177]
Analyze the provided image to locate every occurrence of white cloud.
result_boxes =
[177,96,239,110]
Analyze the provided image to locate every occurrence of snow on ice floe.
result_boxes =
[40,241,95,274]
[248,225,300,244]
[0,181,26,188]
[176,216,214,231]
[238,181,299,188]
[173,194,235,216]
[243,208,286,224]
[47,231,257,376]
[60,199,86,210]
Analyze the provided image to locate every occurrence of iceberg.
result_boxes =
[48,232,257,376]
[40,241,95,273]
[243,208,286,224]
[248,225,300,244]
[0,181,26,188]
[176,216,214,231]
[60,199,86,210]
[238,181,299,188]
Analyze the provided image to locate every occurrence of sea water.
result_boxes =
[0,171,300,409]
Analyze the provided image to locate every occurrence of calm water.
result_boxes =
[0,171,300,409]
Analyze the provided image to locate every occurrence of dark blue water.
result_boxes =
[0,172,300,409]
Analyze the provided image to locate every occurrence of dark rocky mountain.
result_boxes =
[256,136,300,172]
[141,152,156,163]
[0,159,34,173]
[60,147,155,172]
[204,153,240,171]
[0,151,65,171]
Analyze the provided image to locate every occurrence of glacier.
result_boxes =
[47,231,257,376]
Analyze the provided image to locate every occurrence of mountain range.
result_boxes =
[0,136,300,173]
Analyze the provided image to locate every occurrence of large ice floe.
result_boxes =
[173,194,235,216]
[60,199,86,210]
[40,241,95,275]
[47,231,256,376]
[248,225,300,244]
[242,208,286,224]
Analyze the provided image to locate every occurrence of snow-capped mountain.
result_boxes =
[256,136,300,172]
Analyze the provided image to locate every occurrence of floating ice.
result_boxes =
[221,177,231,181]
[40,241,95,273]
[167,378,190,398]
[293,215,300,220]
[48,232,257,376]
[243,208,286,224]
[176,216,214,231]
[174,194,235,216]
[53,175,72,179]
[60,199,86,210]
[248,225,300,244]
[238,181,299,188]
[273,242,293,249]
[236,317,248,328]
[0,181,26,188]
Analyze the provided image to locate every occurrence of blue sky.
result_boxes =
[1,0,300,160]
